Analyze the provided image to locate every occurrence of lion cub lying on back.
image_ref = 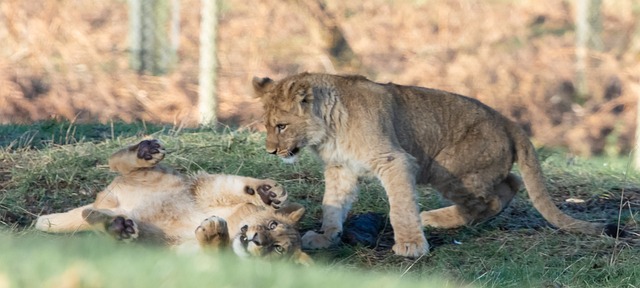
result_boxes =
[35,139,312,265]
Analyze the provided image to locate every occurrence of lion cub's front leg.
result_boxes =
[301,166,358,251]
[108,139,165,174]
[195,216,230,251]
[195,175,288,209]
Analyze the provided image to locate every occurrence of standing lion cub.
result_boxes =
[252,72,616,258]
[35,139,312,265]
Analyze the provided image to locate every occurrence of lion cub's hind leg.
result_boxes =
[477,173,522,223]
[421,174,521,228]
[195,216,230,251]
[82,209,139,242]
[108,139,165,174]
[36,204,94,233]
[420,205,469,229]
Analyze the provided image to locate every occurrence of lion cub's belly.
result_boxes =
[204,205,245,220]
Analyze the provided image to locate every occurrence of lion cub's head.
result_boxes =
[232,203,313,266]
[252,74,328,164]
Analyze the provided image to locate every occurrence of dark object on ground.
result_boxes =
[342,213,386,248]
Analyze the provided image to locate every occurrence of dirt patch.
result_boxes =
[338,189,639,255]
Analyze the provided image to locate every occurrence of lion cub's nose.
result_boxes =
[251,233,267,246]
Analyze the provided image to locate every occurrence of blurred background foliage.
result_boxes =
[0,0,638,156]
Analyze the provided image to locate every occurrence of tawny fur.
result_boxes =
[35,140,312,265]
[252,72,611,258]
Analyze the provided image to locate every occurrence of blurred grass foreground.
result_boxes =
[0,232,455,288]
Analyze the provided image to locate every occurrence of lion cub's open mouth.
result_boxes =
[231,225,252,258]
[281,147,301,164]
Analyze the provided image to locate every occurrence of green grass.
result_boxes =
[0,120,173,150]
[0,121,639,287]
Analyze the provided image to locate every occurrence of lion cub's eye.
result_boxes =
[273,244,284,254]
[275,124,287,133]
[268,220,278,230]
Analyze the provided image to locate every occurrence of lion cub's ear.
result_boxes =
[277,203,306,223]
[252,76,274,97]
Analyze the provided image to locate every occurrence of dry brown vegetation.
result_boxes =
[0,0,638,155]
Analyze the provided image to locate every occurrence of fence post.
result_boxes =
[128,0,143,72]
[575,0,602,101]
[634,4,640,170]
[128,0,174,75]
[636,88,640,170]
[198,0,218,125]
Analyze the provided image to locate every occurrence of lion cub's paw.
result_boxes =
[301,230,338,250]
[244,181,287,209]
[392,236,429,258]
[195,216,230,248]
[107,216,139,242]
[136,139,165,166]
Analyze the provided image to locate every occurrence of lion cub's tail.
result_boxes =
[507,122,616,236]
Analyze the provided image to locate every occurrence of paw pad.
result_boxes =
[137,139,163,160]
[256,183,287,208]
[195,216,229,245]
[107,216,138,241]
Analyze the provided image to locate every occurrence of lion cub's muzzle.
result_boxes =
[267,146,301,164]
[240,225,267,246]
[233,224,270,258]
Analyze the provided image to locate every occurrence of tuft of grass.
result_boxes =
[0,121,639,287]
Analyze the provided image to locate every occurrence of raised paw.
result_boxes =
[136,139,165,165]
[195,216,230,249]
[107,216,138,242]
[301,230,339,250]
[244,181,287,209]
